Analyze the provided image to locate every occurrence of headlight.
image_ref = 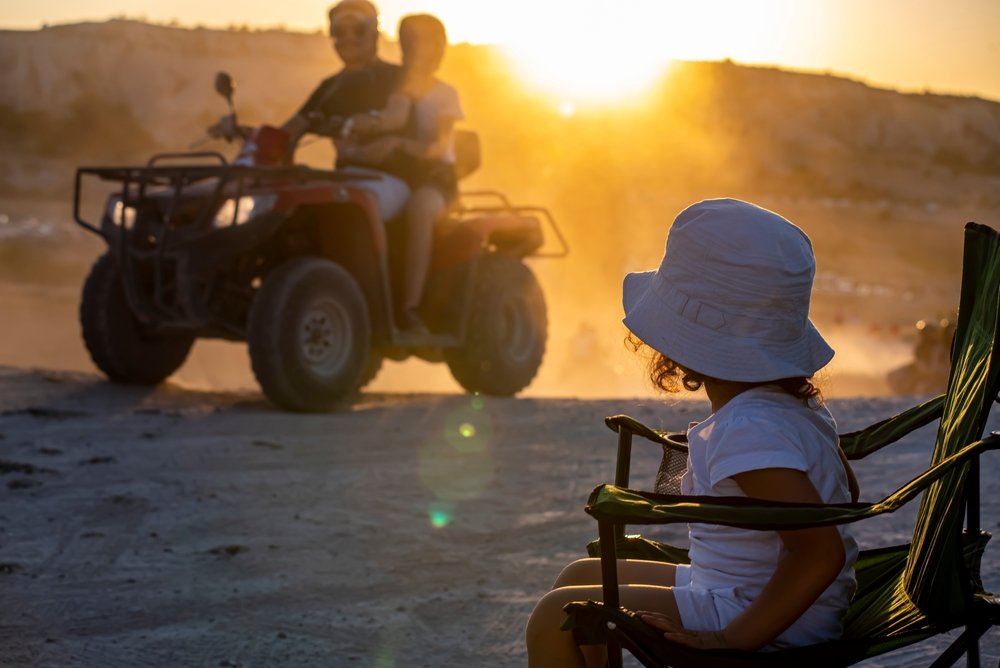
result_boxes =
[213,195,276,228]
[106,197,136,228]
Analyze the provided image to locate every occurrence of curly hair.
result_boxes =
[625,332,823,403]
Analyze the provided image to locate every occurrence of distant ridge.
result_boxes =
[1,19,997,206]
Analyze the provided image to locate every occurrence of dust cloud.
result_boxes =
[0,187,953,400]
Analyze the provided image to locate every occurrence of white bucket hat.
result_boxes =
[622,198,834,382]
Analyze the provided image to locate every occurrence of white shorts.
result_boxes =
[338,166,410,222]
[671,564,750,634]
[672,565,844,648]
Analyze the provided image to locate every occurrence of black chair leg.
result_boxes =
[928,623,988,668]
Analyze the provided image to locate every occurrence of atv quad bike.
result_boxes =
[73,73,567,412]
[886,316,955,395]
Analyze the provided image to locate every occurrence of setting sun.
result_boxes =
[424,1,824,107]
[497,7,674,104]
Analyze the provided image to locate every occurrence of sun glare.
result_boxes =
[498,9,673,105]
[410,0,818,108]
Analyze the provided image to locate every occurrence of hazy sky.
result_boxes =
[3,0,999,101]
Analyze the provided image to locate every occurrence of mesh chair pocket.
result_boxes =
[654,444,687,494]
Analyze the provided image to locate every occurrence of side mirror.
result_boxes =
[214,71,235,107]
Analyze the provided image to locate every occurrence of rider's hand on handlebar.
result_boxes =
[347,111,381,137]
[207,114,252,143]
[207,114,241,142]
[305,112,346,138]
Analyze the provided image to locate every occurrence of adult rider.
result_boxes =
[212,0,410,222]
[285,0,410,221]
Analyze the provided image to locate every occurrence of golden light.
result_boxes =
[558,100,577,117]
[498,7,674,105]
[397,0,823,108]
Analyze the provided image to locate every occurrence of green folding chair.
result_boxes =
[564,222,1000,667]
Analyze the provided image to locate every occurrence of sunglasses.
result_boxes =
[330,22,373,39]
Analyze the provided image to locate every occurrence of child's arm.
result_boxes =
[397,84,463,161]
[719,468,846,650]
[397,114,458,161]
[838,447,860,502]
[351,115,457,164]
[349,92,412,136]
[640,467,847,651]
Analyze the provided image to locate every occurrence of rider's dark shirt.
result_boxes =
[297,59,402,133]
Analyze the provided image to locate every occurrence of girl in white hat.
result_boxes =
[526,198,860,666]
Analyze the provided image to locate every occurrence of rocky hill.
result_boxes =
[1,19,998,208]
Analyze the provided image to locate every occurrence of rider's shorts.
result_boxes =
[338,166,411,222]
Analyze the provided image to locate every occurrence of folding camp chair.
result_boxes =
[564,222,1000,667]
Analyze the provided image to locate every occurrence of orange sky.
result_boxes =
[2,0,999,102]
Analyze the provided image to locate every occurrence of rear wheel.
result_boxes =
[445,254,547,395]
[80,253,194,384]
[358,353,383,389]
[247,257,371,412]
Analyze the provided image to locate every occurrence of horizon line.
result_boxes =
[2,16,997,104]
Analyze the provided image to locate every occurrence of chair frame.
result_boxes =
[567,222,1000,668]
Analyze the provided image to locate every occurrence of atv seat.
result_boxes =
[453,130,480,180]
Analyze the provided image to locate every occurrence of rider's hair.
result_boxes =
[399,14,447,56]
[328,0,379,27]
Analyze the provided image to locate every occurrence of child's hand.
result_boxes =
[636,611,730,649]
[348,112,381,137]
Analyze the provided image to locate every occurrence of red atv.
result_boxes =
[73,73,566,411]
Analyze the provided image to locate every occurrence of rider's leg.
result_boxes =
[401,185,446,328]
[337,167,410,221]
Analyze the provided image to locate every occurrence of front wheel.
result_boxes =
[80,253,194,384]
[445,254,547,395]
[247,257,371,412]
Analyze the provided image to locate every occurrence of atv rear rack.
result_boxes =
[457,190,568,259]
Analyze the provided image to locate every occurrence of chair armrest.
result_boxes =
[585,433,1000,531]
[604,414,688,491]
[604,414,688,453]
[839,394,945,460]
[607,394,947,463]
[604,396,944,497]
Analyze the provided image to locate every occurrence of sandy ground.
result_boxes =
[0,365,998,667]
[0,198,997,666]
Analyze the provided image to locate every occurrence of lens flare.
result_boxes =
[444,404,492,453]
[417,401,496,504]
[428,500,455,528]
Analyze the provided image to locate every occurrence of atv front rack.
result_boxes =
[73,158,375,235]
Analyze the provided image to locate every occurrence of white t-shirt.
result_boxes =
[412,80,464,164]
[677,385,858,647]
